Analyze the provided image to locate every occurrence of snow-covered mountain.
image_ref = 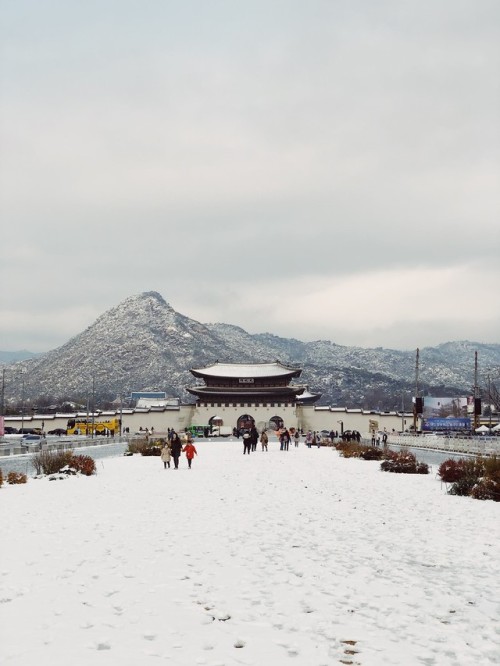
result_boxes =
[2,291,499,409]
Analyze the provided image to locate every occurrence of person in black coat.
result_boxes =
[250,426,259,451]
[170,432,183,469]
[242,430,252,454]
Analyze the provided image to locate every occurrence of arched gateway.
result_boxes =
[187,361,321,434]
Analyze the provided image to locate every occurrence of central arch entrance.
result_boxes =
[237,414,255,432]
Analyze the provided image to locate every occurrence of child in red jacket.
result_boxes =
[182,439,198,468]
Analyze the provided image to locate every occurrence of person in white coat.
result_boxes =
[160,442,171,469]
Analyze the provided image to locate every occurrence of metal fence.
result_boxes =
[388,435,500,457]
[0,435,128,457]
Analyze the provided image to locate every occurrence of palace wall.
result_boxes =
[4,404,417,436]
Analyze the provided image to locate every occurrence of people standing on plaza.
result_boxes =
[260,430,269,451]
[243,430,252,454]
[182,437,198,469]
[312,431,318,448]
[160,441,171,469]
[170,431,183,469]
[279,428,290,451]
[305,430,313,448]
[250,425,259,452]
[294,430,300,447]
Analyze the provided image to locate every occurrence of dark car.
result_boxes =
[4,426,18,434]
[48,428,67,436]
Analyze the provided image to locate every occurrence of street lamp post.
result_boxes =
[91,376,95,439]
[20,370,26,434]
[401,391,405,433]
[1,368,5,417]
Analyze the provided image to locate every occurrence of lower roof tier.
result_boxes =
[187,386,304,399]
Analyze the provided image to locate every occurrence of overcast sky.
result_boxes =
[1,1,499,353]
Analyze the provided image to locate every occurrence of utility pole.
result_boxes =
[91,375,95,439]
[413,348,420,432]
[1,368,5,417]
[473,351,480,430]
[20,369,26,433]
[488,373,492,430]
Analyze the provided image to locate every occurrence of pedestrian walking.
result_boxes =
[260,430,269,451]
[243,430,252,454]
[182,438,198,469]
[250,425,259,452]
[170,431,183,469]
[160,441,171,469]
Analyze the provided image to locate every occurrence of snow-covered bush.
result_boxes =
[447,458,484,497]
[31,450,73,475]
[127,437,163,456]
[7,471,27,484]
[0,467,3,487]
[380,451,429,474]
[438,458,467,483]
[471,473,500,501]
[68,455,96,476]
[360,447,384,461]
[31,450,95,476]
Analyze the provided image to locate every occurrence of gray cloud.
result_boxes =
[1,1,499,352]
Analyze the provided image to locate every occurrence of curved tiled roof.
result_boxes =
[191,361,301,379]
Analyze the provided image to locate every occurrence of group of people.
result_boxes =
[242,427,305,453]
[160,430,198,469]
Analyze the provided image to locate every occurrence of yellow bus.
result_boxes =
[66,417,121,436]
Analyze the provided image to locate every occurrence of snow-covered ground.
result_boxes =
[1,437,499,666]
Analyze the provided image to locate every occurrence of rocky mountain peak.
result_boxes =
[2,293,499,410]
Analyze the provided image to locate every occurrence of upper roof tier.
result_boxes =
[190,361,302,380]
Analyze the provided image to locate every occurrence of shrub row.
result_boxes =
[31,450,96,476]
[335,442,385,460]
[335,442,429,474]
[438,456,500,501]
[380,450,429,474]
[127,438,163,456]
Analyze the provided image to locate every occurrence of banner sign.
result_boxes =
[421,397,469,419]
[422,417,471,431]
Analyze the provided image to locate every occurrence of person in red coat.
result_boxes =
[182,438,198,469]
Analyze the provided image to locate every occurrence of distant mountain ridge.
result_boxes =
[1,291,499,409]
[0,350,41,363]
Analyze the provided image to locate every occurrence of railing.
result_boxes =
[388,435,500,457]
[0,436,128,457]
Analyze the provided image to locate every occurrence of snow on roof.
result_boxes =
[191,361,301,379]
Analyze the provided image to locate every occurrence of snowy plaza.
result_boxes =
[1,437,499,666]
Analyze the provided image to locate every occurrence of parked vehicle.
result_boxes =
[66,418,120,435]
[208,426,233,437]
[20,434,46,449]
[48,428,67,436]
